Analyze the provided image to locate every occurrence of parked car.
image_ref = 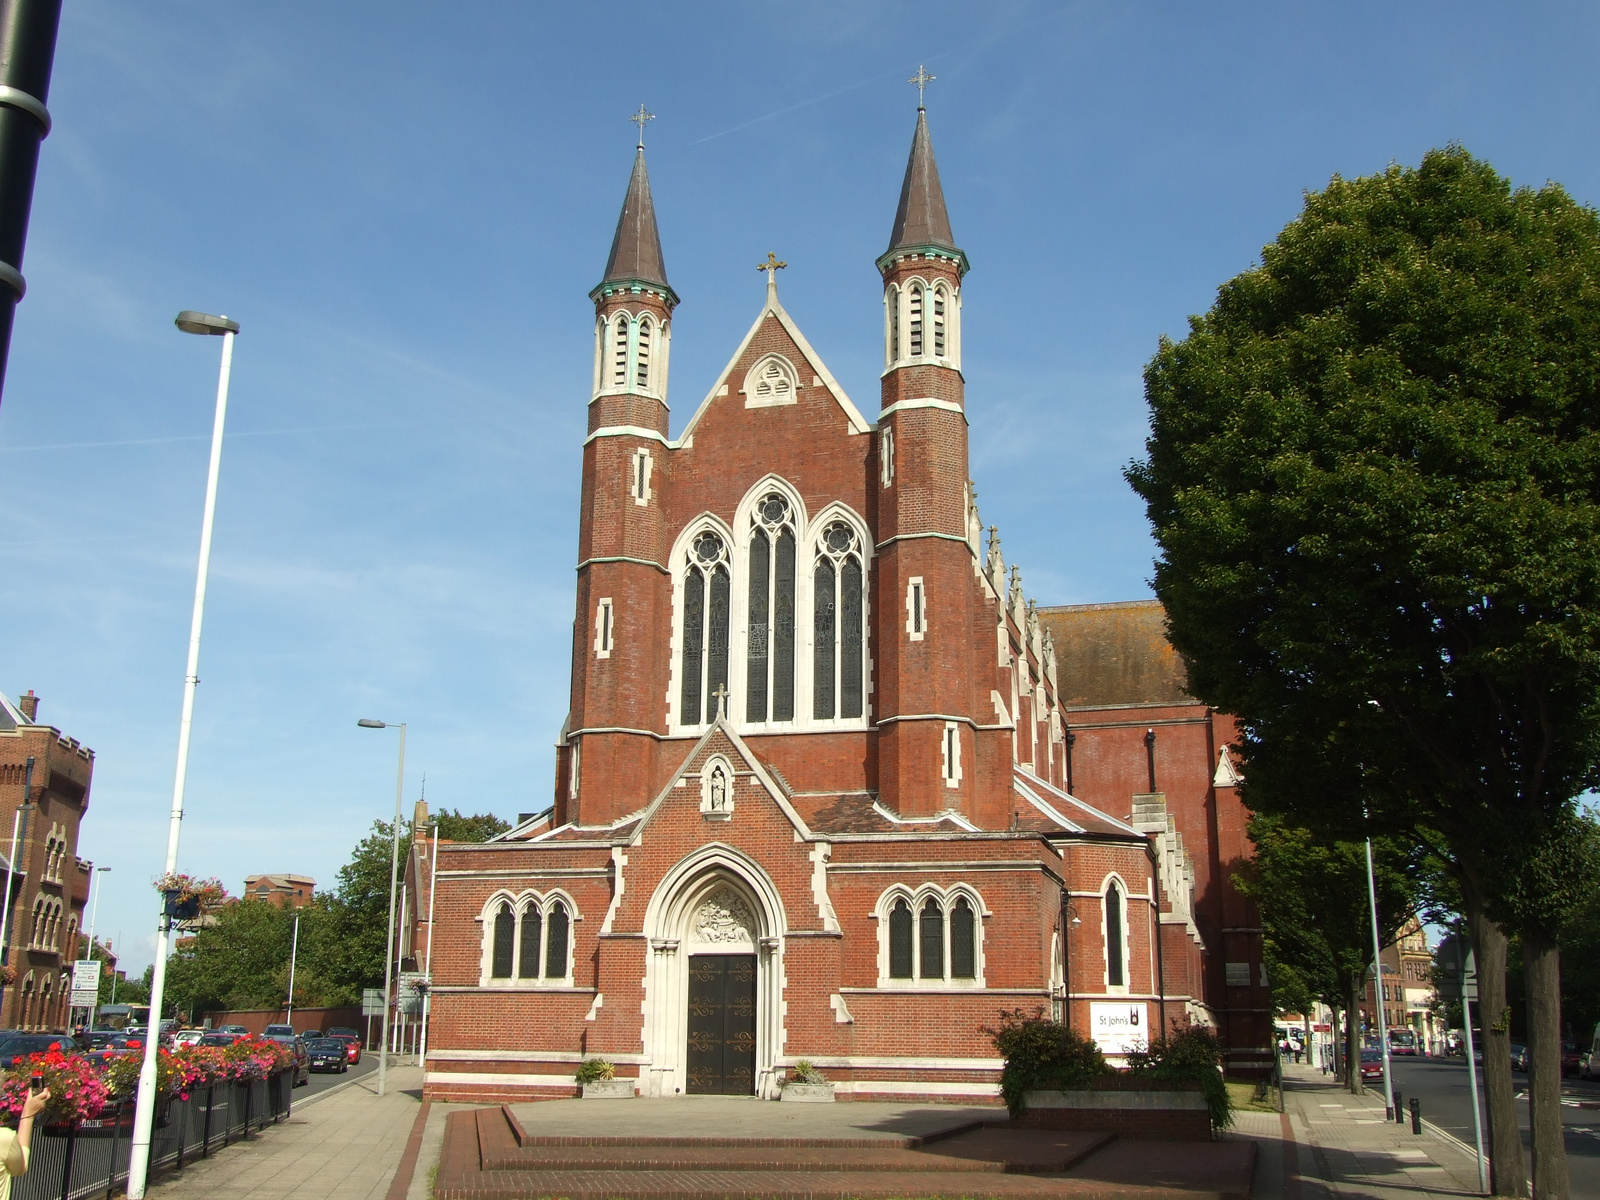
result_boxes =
[327,1033,361,1064]
[214,1024,248,1036]
[1509,1043,1529,1071]
[198,1032,245,1047]
[300,1028,323,1040]
[172,1029,205,1047]
[262,1024,297,1043]
[304,1038,349,1074]
[288,1038,310,1086]
[1360,1049,1384,1082]
[1561,1042,1583,1077]
[82,1029,119,1050]
[327,1026,360,1040]
[0,1034,68,1066]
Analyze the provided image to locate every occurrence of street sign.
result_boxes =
[69,959,99,1009]
[1434,934,1478,1001]
[361,987,385,1016]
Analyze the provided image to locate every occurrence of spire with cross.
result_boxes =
[757,251,786,303]
[629,103,655,149]
[908,65,935,109]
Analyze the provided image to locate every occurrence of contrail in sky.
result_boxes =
[0,422,422,454]
[687,65,930,146]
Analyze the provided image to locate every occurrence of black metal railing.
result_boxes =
[10,1072,291,1200]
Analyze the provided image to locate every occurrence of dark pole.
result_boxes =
[1064,730,1075,794]
[0,0,62,405]
[1144,728,1157,792]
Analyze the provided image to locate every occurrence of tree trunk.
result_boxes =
[1471,901,1527,1196]
[1523,933,1569,1200]
[1347,977,1364,1094]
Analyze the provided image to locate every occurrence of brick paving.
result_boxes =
[146,1065,426,1200]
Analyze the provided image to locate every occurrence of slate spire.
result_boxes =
[594,145,676,305]
[883,106,962,265]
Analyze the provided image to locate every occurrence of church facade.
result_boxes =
[421,105,1239,1103]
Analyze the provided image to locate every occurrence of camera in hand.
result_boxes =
[28,1074,41,1093]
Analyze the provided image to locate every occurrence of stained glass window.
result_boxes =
[546,901,570,979]
[1106,885,1125,987]
[841,557,863,718]
[814,558,835,719]
[746,530,769,721]
[708,565,730,715]
[773,528,795,720]
[491,902,515,979]
[951,897,976,979]
[889,899,913,979]
[681,566,705,724]
[919,898,944,979]
[518,907,542,979]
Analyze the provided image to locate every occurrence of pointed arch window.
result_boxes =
[518,905,543,979]
[950,896,976,979]
[636,317,653,389]
[491,902,515,979]
[889,899,913,979]
[886,285,901,364]
[545,901,570,978]
[908,286,924,357]
[680,532,731,725]
[746,493,796,723]
[1105,881,1126,988]
[612,314,630,386]
[932,286,947,357]
[919,898,945,979]
[813,521,864,721]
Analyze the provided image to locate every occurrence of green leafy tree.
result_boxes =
[433,809,511,842]
[1235,814,1418,1091]
[1128,146,1600,1195]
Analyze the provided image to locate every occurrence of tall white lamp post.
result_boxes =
[358,718,406,1097]
[80,865,109,1028]
[127,310,240,1200]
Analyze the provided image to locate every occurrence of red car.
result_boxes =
[1360,1050,1384,1082]
[327,1032,361,1064]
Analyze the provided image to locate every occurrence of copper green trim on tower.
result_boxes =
[878,107,968,276]
[592,146,679,307]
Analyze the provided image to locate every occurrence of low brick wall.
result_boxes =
[202,1006,365,1037]
[1016,1084,1211,1141]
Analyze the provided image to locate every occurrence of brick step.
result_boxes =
[435,1166,1237,1200]
[481,1129,1114,1175]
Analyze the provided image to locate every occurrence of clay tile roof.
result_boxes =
[1037,600,1195,708]
[598,147,671,295]
[885,108,959,258]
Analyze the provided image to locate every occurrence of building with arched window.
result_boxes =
[421,101,1251,1104]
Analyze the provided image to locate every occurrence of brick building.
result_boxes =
[0,691,93,1031]
[242,873,316,908]
[421,104,1247,1104]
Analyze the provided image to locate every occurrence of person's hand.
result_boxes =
[20,1088,47,1120]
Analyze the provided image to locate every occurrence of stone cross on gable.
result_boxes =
[713,684,729,721]
[757,252,787,302]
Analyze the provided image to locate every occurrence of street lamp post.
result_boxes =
[127,310,240,1200]
[78,865,109,1029]
[358,718,406,1098]
[1364,836,1395,1114]
[285,910,301,1023]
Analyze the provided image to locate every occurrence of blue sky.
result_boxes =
[2,2,1596,972]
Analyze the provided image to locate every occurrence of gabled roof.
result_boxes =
[592,147,675,305]
[879,107,965,272]
[677,282,872,446]
[0,693,29,733]
[1014,767,1146,839]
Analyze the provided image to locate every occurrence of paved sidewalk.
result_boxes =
[147,1065,427,1200]
[1235,1062,1483,1200]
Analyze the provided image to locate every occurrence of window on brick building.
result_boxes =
[612,314,630,387]
[680,531,731,726]
[942,722,962,787]
[813,522,863,720]
[889,899,913,979]
[746,494,796,724]
[932,285,947,357]
[885,284,900,364]
[880,427,894,487]
[518,905,542,979]
[1105,881,1126,988]
[636,317,653,389]
[908,285,924,357]
[491,902,515,979]
[632,448,652,505]
[879,887,984,986]
[595,598,614,659]
[545,902,570,978]
[907,577,925,640]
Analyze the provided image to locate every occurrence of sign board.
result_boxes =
[68,959,99,1008]
[1433,934,1478,1001]
[398,972,428,995]
[1224,962,1251,987]
[1089,1002,1148,1056]
[361,987,385,1016]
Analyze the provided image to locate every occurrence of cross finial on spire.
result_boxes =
[908,65,935,109]
[629,104,655,148]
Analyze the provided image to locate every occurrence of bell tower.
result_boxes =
[872,78,997,823]
[562,108,678,827]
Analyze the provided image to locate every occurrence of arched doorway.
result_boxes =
[641,846,786,1098]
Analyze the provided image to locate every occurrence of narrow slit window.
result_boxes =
[933,288,947,357]
[1106,884,1125,987]
[880,427,894,487]
[518,907,543,979]
[595,598,613,658]
[908,578,925,639]
[633,450,651,504]
[636,318,652,388]
[491,902,515,979]
[887,286,900,363]
[889,899,914,979]
[612,315,629,386]
[909,287,924,357]
[919,898,945,980]
[545,901,570,978]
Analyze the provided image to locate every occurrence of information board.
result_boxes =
[1089,1001,1149,1056]
[68,959,99,1008]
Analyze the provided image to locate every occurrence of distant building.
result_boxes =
[1361,915,1440,1051]
[0,690,94,1031]
[243,874,315,907]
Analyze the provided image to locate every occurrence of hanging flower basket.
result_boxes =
[153,873,228,922]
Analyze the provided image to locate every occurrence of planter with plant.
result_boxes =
[575,1058,632,1098]
[778,1060,834,1102]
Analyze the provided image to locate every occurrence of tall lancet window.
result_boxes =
[885,285,901,364]
[681,531,731,725]
[932,286,947,357]
[746,493,797,723]
[612,314,630,387]
[908,286,924,357]
[635,317,653,389]
[813,521,864,720]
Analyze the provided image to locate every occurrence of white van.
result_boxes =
[1585,1022,1600,1081]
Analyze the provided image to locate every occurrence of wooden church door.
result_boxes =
[686,954,756,1094]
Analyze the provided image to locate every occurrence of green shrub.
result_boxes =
[781,1060,828,1087]
[1126,1025,1232,1130]
[985,1008,1107,1117]
[574,1057,615,1085]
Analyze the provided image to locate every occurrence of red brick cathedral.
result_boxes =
[422,104,1267,1103]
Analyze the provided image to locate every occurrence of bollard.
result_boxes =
[1410,1097,1421,1134]
[1393,1089,1404,1122]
